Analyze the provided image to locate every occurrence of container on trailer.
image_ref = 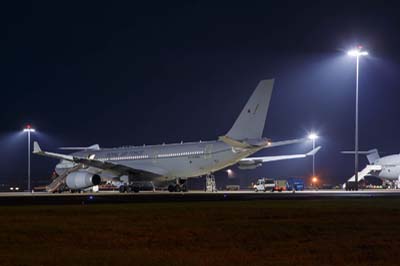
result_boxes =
[286,177,305,191]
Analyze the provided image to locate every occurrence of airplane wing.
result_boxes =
[33,142,165,179]
[59,144,100,151]
[238,146,321,169]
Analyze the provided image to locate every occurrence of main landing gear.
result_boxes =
[119,184,140,193]
[168,179,188,192]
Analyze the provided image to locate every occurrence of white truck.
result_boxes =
[253,178,275,192]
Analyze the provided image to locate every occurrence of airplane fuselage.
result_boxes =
[374,155,400,180]
[55,140,261,183]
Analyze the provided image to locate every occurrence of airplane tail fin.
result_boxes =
[226,79,274,140]
[342,149,380,164]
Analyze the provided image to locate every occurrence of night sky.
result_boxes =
[1,1,400,187]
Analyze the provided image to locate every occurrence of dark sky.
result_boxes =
[1,1,400,186]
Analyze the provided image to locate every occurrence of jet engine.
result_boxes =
[66,171,101,189]
[238,161,262,170]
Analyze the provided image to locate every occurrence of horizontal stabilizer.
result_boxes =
[219,136,306,150]
[307,146,321,156]
[342,149,379,164]
[218,135,255,148]
[239,146,321,169]
[268,138,307,148]
[341,149,378,155]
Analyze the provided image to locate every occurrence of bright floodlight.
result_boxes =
[23,125,35,132]
[347,49,368,57]
[226,169,234,178]
[308,133,318,140]
[312,176,318,183]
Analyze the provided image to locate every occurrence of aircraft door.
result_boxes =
[204,144,213,159]
[152,150,159,164]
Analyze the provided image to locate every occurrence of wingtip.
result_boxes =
[259,78,275,85]
[260,77,275,81]
[307,146,321,156]
[33,141,41,154]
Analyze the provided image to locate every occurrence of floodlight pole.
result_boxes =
[348,47,367,190]
[312,138,316,177]
[354,55,360,191]
[308,133,318,178]
[28,130,31,192]
[24,126,35,192]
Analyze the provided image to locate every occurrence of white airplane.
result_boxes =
[34,79,320,193]
[343,149,400,187]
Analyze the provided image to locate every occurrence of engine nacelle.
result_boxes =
[66,171,101,189]
[238,163,262,170]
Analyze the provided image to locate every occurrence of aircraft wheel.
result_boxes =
[181,185,188,192]
[168,185,175,192]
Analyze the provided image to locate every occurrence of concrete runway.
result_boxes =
[0,189,400,205]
